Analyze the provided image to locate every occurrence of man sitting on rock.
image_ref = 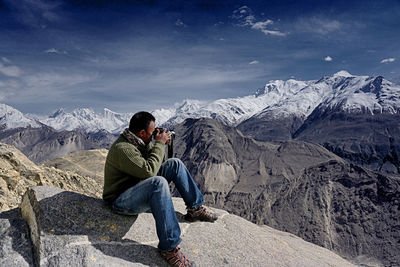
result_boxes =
[103,111,217,267]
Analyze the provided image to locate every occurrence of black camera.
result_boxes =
[152,128,176,159]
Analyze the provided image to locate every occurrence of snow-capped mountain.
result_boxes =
[251,70,400,121]
[1,70,399,134]
[319,72,400,114]
[38,108,133,133]
[158,70,400,129]
[0,104,40,129]
[153,78,314,127]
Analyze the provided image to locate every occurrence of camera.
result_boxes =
[152,128,175,138]
[152,128,176,159]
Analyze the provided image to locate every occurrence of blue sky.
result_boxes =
[0,0,399,114]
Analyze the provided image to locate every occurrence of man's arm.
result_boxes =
[117,141,165,179]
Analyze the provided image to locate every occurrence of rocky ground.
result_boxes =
[1,185,356,267]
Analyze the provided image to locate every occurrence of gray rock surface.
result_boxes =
[293,109,400,177]
[0,208,34,266]
[18,186,355,267]
[237,112,305,141]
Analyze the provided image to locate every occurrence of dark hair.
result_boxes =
[129,111,155,133]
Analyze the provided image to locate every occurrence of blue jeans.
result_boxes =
[112,158,204,251]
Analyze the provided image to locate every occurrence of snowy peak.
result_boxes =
[0,104,40,129]
[50,108,66,118]
[39,108,132,133]
[333,70,353,77]
[262,79,309,96]
[153,71,400,127]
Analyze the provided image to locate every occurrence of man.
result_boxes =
[103,111,217,267]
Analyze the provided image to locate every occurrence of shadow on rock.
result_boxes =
[0,208,35,266]
[30,189,169,266]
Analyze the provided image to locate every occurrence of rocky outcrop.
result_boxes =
[237,113,305,141]
[293,109,400,177]
[174,118,400,266]
[10,186,354,267]
[0,143,102,212]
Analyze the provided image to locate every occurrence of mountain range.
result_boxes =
[3,70,399,134]
[1,70,399,175]
[3,118,398,266]
[173,118,400,267]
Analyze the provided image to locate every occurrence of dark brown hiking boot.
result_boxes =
[160,247,195,267]
[184,206,218,222]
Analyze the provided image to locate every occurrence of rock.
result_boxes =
[0,208,34,266]
[0,143,102,212]
[19,186,355,267]
[293,110,400,177]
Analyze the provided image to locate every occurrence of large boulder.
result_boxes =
[17,186,355,267]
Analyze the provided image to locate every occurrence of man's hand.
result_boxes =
[154,128,171,144]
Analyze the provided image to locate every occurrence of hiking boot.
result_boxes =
[160,246,195,267]
[184,206,218,222]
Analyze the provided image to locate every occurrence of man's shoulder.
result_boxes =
[112,135,138,151]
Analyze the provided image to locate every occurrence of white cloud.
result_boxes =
[44,48,67,54]
[175,19,187,27]
[249,60,259,65]
[381,58,395,63]
[252,20,273,30]
[0,62,22,77]
[324,56,333,62]
[232,6,286,37]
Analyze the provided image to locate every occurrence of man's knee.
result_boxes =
[150,176,169,190]
[165,158,183,168]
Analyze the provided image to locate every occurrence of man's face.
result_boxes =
[139,120,156,144]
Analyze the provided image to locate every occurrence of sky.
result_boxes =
[0,0,399,115]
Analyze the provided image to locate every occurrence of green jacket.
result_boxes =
[102,135,165,204]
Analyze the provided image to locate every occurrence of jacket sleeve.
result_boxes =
[117,141,165,179]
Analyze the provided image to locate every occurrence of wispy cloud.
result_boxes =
[0,62,22,77]
[324,56,333,61]
[5,0,63,28]
[381,58,395,63]
[249,60,259,65]
[296,17,342,35]
[24,72,95,90]
[44,48,67,54]
[232,6,286,37]
[175,19,187,27]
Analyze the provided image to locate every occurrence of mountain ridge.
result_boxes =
[2,70,399,134]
